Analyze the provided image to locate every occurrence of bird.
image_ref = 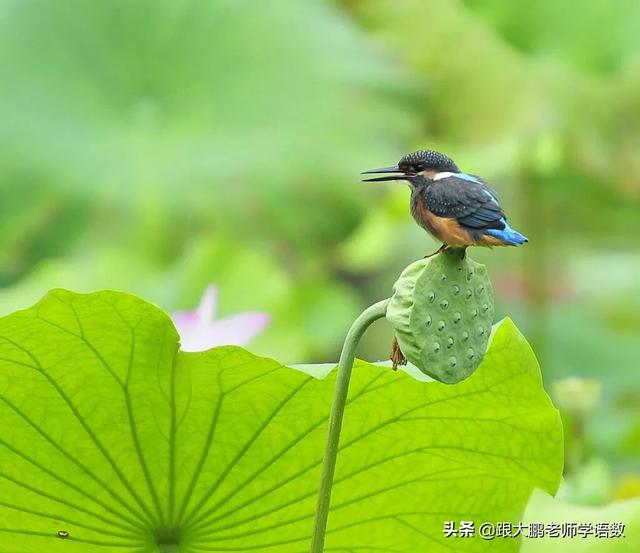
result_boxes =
[362,149,528,254]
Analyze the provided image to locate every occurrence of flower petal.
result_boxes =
[204,312,271,347]
[171,285,270,352]
[196,285,219,321]
[178,312,270,352]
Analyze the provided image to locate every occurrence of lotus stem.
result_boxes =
[310,298,390,553]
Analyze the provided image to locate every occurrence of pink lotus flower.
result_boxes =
[172,285,270,352]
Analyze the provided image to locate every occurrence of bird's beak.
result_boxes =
[361,165,411,182]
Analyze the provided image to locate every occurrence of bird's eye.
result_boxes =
[415,163,424,171]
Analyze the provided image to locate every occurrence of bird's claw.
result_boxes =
[424,244,449,258]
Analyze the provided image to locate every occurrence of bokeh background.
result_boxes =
[1,0,639,543]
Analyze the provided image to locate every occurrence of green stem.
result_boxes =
[310,298,390,553]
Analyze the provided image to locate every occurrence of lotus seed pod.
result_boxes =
[386,250,495,384]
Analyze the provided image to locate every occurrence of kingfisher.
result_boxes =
[362,149,527,253]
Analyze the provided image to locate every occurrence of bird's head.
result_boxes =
[362,149,459,184]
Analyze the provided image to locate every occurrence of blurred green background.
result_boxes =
[1,0,638,539]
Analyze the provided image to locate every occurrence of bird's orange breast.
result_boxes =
[412,198,473,246]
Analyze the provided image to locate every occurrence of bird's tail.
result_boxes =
[485,222,528,246]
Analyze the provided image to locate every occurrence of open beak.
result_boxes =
[361,165,412,182]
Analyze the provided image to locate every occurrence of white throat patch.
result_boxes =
[433,172,456,180]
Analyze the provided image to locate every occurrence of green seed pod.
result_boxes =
[386,250,494,384]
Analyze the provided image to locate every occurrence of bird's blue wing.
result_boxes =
[423,175,505,230]
[455,173,501,203]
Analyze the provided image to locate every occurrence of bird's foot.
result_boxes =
[390,337,407,371]
[424,244,449,258]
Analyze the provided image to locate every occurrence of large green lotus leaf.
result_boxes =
[0,290,562,552]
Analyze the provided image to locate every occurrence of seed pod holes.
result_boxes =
[386,250,495,383]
